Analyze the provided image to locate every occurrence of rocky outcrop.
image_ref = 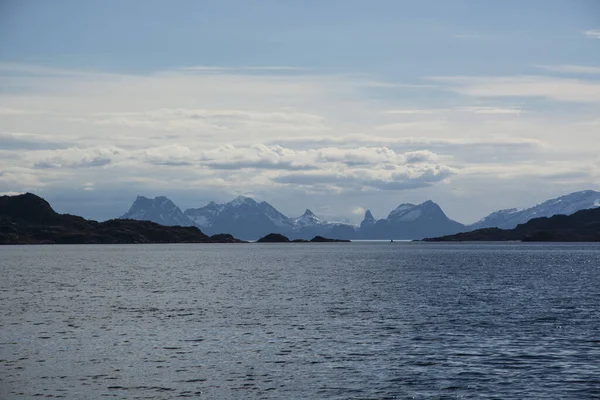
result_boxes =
[310,236,351,243]
[256,233,291,243]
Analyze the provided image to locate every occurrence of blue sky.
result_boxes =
[0,1,599,223]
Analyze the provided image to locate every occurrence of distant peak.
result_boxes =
[420,200,438,207]
[228,195,257,206]
[303,209,315,216]
[361,209,376,226]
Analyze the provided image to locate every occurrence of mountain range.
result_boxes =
[120,190,600,240]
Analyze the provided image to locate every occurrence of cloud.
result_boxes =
[30,146,124,169]
[384,106,522,116]
[0,131,68,150]
[536,65,600,75]
[456,106,521,115]
[201,144,316,171]
[140,143,195,166]
[274,163,457,192]
[429,75,600,103]
[266,134,546,151]
[352,207,366,216]
[584,29,600,39]
[77,108,327,133]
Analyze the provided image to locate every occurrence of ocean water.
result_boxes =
[1,242,600,399]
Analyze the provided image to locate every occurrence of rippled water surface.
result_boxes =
[1,242,600,399]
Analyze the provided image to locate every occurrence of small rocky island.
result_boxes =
[256,233,351,243]
[423,207,600,242]
[0,193,246,244]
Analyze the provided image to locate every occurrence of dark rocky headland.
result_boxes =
[0,193,246,244]
[423,207,600,242]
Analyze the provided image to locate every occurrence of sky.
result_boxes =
[0,0,599,224]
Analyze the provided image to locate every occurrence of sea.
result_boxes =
[1,242,600,399]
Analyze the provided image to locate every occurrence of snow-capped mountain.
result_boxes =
[183,196,351,239]
[388,203,424,222]
[184,201,224,228]
[470,190,600,230]
[293,209,323,228]
[120,196,195,227]
[183,196,296,239]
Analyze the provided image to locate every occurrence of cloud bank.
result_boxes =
[1,63,599,222]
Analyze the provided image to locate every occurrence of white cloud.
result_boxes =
[536,65,600,75]
[29,146,125,169]
[456,106,521,115]
[274,163,457,191]
[429,75,600,103]
[352,207,366,216]
[584,29,600,39]
[80,108,327,134]
[384,106,521,116]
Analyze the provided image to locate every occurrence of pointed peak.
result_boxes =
[364,209,374,219]
[419,200,438,207]
[303,209,315,216]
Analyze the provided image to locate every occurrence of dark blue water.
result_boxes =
[1,242,600,399]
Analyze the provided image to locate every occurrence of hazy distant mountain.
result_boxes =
[359,210,376,230]
[358,200,465,239]
[120,196,195,227]
[470,190,600,230]
[121,195,466,240]
[184,196,354,239]
[184,196,295,239]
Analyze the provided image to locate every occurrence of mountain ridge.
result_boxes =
[469,190,600,230]
[117,189,600,240]
[121,195,465,240]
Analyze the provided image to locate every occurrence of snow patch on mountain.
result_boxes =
[471,190,600,230]
[293,209,324,228]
